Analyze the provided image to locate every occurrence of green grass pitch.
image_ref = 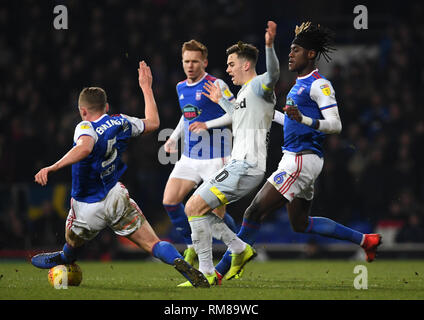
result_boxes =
[1,259,424,300]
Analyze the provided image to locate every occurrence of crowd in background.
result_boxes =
[1,0,424,253]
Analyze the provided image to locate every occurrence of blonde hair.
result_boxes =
[78,87,107,112]
[182,39,208,59]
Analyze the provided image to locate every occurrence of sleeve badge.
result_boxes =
[320,84,331,96]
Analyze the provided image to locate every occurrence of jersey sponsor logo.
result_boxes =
[274,171,286,184]
[234,98,246,109]
[320,84,331,96]
[182,104,201,120]
[195,90,202,101]
[285,97,296,109]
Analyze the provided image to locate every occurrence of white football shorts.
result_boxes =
[194,159,264,209]
[267,152,324,202]
[66,182,146,240]
[169,154,230,185]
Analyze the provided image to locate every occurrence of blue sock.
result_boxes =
[61,243,79,263]
[304,217,364,245]
[223,212,238,233]
[164,203,192,245]
[215,250,232,277]
[238,218,261,245]
[215,218,260,276]
[152,241,182,265]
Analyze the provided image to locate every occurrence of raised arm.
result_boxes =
[263,21,280,90]
[138,61,160,134]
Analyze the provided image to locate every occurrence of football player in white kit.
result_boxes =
[215,22,382,280]
[30,61,210,288]
[177,21,281,286]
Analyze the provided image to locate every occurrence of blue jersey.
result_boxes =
[283,70,337,158]
[71,113,144,203]
[177,73,234,159]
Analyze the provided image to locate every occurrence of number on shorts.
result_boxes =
[215,170,229,182]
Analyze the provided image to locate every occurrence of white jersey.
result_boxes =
[218,46,279,174]
[230,76,275,174]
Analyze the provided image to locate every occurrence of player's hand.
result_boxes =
[164,138,178,153]
[265,21,277,47]
[34,166,55,186]
[283,105,303,123]
[189,121,208,133]
[138,61,153,91]
[202,81,222,103]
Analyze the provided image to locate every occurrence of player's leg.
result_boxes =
[31,199,96,269]
[31,228,86,269]
[124,219,208,288]
[163,176,197,262]
[184,162,256,280]
[185,194,216,277]
[200,156,238,234]
[216,181,287,280]
[288,197,382,261]
[108,183,209,287]
[212,204,238,233]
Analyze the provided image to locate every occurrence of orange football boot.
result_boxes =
[361,234,382,262]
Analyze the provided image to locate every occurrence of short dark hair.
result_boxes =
[226,41,259,65]
[78,87,107,111]
[182,39,208,59]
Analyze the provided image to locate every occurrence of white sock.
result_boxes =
[208,214,246,254]
[189,215,215,275]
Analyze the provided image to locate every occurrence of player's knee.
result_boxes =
[184,197,197,216]
[212,205,225,219]
[244,201,263,224]
[162,191,179,206]
[290,218,309,233]
[185,195,209,217]
[65,229,85,248]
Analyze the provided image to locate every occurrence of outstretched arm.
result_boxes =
[189,112,232,133]
[283,78,342,134]
[138,61,160,134]
[34,135,95,186]
[164,115,184,153]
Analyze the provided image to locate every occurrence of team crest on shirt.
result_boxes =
[196,90,203,101]
[274,171,286,184]
[183,104,201,120]
[320,84,331,96]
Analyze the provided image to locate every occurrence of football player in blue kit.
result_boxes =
[30,61,210,288]
[215,22,382,280]
[162,40,237,265]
